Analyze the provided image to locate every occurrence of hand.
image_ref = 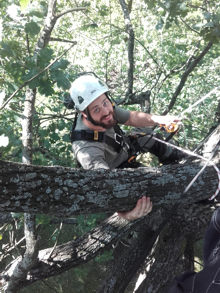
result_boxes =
[117,196,152,221]
[153,115,181,125]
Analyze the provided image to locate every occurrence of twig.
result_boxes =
[41,279,59,293]
[47,221,63,260]
[179,16,200,35]
[55,7,87,19]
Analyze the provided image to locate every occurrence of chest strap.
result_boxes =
[71,129,125,153]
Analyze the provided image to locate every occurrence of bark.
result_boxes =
[0,213,143,290]
[0,127,219,291]
[3,1,81,291]
[0,158,219,217]
[97,202,216,293]
[96,125,220,293]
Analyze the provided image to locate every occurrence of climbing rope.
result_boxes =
[149,133,220,200]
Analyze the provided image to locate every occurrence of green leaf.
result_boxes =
[62,134,70,142]
[38,47,54,62]
[203,12,212,21]
[51,59,70,70]
[29,77,41,89]
[204,22,214,27]
[38,81,55,96]
[36,214,50,225]
[39,129,48,137]
[28,10,44,18]
[25,21,41,37]
[50,70,71,90]
[21,68,39,82]
[50,133,60,141]
[44,139,50,148]
[0,234,2,240]
[0,43,14,58]
[20,0,30,10]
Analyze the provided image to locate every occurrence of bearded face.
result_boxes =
[85,94,117,129]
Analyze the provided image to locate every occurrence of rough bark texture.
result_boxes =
[96,126,220,293]
[97,202,217,293]
[0,106,220,292]
[0,213,144,290]
[0,158,218,217]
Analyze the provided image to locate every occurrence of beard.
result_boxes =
[89,110,117,129]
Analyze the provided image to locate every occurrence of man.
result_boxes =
[69,74,185,219]
[166,206,220,293]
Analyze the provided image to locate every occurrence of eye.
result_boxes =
[94,108,99,113]
[103,100,108,106]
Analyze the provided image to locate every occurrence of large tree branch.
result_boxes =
[98,195,218,293]
[0,156,219,217]
[0,213,143,291]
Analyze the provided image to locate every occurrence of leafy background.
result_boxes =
[0,0,220,291]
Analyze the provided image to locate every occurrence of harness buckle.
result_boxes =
[94,131,98,140]
[114,133,122,145]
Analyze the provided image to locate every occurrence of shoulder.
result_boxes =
[114,104,130,124]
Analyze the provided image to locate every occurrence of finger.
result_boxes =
[140,196,152,216]
[118,198,143,220]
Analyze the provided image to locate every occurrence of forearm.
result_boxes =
[124,111,180,128]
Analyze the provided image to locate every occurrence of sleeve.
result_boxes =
[203,207,220,265]
[72,142,110,170]
[114,104,130,124]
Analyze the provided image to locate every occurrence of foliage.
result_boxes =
[1,0,220,291]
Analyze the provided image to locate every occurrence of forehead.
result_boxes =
[88,94,107,110]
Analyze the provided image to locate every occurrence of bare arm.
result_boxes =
[124,111,181,128]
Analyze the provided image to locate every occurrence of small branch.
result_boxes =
[55,7,87,19]
[0,237,26,261]
[179,16,200,35]
[134,37,164,72]
[41,280,59,293]
[47,221,63,259]
[187,4,208,12]
[49,37,77,43]
[0,43,76,111]
[26,34,31,56]
[162,41,213,115]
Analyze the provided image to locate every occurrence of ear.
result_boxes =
[80,111,87,119]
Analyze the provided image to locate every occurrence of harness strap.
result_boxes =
[71,128,125,153]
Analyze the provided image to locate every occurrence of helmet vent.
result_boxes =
[78,96,84,104]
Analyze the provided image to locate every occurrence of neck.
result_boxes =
[82,116,106,131]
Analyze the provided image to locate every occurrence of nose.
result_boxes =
[101,106,109,116]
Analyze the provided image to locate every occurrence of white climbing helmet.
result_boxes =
[70,75,109,111]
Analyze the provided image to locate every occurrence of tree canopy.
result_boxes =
[0,0,220,292]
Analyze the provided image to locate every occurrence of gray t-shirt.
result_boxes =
[72,105,130,170]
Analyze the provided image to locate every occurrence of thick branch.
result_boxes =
[0,158,219,217]
[0,213,143,290]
